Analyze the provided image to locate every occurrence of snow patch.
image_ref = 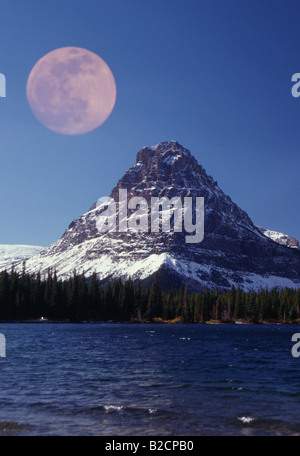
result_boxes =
[0,244,45,271]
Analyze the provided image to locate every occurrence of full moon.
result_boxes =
[26,47,117,135]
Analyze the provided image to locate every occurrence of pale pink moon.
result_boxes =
[26,47,117,135]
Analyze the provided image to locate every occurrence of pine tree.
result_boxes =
[247,290,259,323]
[200,289,211,322]
[193,293,202,322]
[77,273,88,320]
[212,294,221,321]
[233,286,244,320]
[227,285,235,321]
[103,282,113,320]
[0,270,10,319]
[182,284,190,323]
[164,290,176,320]
[49,271,58,318]
[31,272,44,318]
[119,279,135,320]
[134,280,144,320]
[147,272,162,322]
[88,272,100,320]
[67,271,79,320]
[9,267,19,319]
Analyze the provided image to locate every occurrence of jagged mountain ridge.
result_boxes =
[17,140,300,291]
[257,227,299,249]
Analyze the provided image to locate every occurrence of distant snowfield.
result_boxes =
[0,244,45,271]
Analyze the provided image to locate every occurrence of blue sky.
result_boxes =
[0,0,299,246]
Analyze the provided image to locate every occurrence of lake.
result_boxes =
[0,322,299,436]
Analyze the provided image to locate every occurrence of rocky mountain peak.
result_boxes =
[136,140,191,164]
[111,140,213,205]
[17,141,300,292]
[134,140,197,181]
[110,141,255,237]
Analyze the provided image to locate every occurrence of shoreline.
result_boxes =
[0,317,300,325]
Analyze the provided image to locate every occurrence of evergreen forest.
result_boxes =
[0,267,299,324]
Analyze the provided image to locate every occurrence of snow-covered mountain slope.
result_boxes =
[257,227,299,249]
[0,244,45,271]
[19,140,300,291]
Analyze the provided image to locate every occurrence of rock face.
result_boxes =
[20,140,300,291]
[257,227,299,249]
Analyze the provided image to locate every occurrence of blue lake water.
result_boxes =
[0,322,300,436]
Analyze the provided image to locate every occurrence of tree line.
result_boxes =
[0,266,299,323]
